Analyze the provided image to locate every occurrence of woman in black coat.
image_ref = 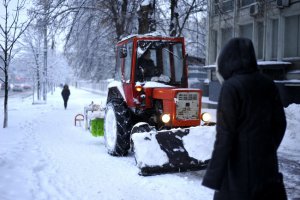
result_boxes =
[61,84,70,109]
[202,38,287,200]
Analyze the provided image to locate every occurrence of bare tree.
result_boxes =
[61,0,141,80]
[31,0,207,82]
[169,0,206,37]
[22,25,43,101]
[0,0,33,128]
[138,1,156,34]
[28,0,69,101]
[18,20,73,102]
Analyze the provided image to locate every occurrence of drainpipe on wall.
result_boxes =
[233,0,238,37]
[263,2,267,61]
[278,10,285,61]
[205,1,212,66]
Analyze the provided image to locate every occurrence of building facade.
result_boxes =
[206,0,300,106]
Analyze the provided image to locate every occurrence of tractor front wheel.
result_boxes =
[104,99,132,156]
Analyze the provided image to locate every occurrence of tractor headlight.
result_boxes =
[161,114,171,123]
[135,82,143,92]
[201,112,212,123]
[135,85,142,92]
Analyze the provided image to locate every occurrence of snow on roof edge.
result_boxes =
[119,31,177,43]
[203,61,292,69]
[257,61,291,65]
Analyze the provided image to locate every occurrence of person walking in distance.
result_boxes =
[202,38,287,200]
[61,84,70,109]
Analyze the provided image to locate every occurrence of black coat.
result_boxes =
[202,38,286,200]
[61,87,70,101]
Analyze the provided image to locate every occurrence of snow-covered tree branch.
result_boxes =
[0,0,33,128]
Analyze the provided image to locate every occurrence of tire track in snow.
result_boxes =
[29,103,88,200]
[0,111,73,200]
[26,110,74,200]
[0,120,40,199]
[21,119,68,200]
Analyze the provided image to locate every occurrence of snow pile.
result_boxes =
[132,130,169,168]
[183,126,216,160]
[279,104,300,158]
[132,101,298,169]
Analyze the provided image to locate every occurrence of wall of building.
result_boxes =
[205,0,300,105]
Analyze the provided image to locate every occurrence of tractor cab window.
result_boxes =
[173,43,184,82]
[116,42,133,82]
[124,42,133,82]
[115,47,122,80]
[136,49,159,81]
[136,41,184,86]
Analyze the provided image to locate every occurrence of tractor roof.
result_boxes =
[118,31,184,45]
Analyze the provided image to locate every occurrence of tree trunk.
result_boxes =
[37,57,41,100]
[138,5,150,34]
[138,2,156,34]
[3,70,9,128]
[170,0,179,37]
[43,1,48,102]
[1,0,32,128]
[111,0,128,41]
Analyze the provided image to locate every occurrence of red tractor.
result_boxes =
[104,34,214,175]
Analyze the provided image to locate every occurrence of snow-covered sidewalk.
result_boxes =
[0,87,214,200]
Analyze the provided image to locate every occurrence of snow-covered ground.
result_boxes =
[0,87,299,200]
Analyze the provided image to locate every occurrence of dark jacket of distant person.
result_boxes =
[61,84,70,109]
[202,38,287,200]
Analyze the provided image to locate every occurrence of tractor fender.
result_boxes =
[107,80,126,102]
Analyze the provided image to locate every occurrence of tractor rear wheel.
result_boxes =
[104,99,132,156]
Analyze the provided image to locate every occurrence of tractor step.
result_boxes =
[131,124,215,176]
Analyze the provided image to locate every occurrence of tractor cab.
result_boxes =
[115,36,188,86]
[113,36,193,120]
[105,35,214,176]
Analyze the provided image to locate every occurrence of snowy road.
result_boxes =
[0,87,299,200]
[279,154,300,200]
[0,89,32,98]
[0,87,213,200]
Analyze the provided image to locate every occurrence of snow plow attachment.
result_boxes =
[131,123,216,176]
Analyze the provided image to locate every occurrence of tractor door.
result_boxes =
[121,41,135,105]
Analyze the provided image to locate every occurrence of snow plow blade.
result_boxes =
[131,124,215,176]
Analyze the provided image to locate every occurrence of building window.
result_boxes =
[222,0,234,12]
[284,15,300,58]
[213,0,233,14]
[221,28,233,48]
[213,0,220,15]
[272,19,278,59]
[257,22,264,59]
[240,23,253,40]
[241,0,255,7]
